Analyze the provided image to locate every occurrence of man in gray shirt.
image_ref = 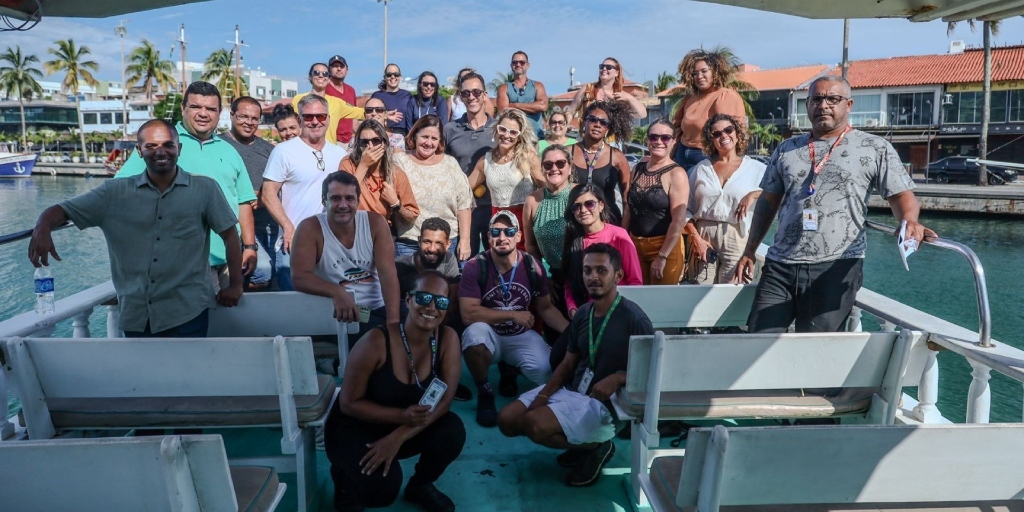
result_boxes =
[28,119,242,337]
[733,76,934,333]
[444,71,495,258]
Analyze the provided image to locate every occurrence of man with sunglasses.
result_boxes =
[291,62,363,145]
[459,211,569,427]
[497,51,548,140]
[324,55,358,144]
[262,94,348,291]
[734,76,933,333]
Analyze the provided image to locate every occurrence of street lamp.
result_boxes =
[378,0,391,70]
[114,20,128,139]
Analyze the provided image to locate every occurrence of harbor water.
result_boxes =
[2,176,1022,423]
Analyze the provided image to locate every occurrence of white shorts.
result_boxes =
[518,385,616,445]
[461,322,552,385]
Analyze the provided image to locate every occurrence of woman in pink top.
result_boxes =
[561,183,642,317]
[671,48,747,171]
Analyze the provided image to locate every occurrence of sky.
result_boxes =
[4,0,1024,96]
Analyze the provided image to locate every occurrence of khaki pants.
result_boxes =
[687,219,747,285]
[630,233,685,285]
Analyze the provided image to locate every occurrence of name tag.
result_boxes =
[578,368,594,395]
[802,209,818,231]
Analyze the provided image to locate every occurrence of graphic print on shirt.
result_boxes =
[481,280,532,337]
[330,256,374,285]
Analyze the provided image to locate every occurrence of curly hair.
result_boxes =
[677,48,732,95]
[583,100,633,144]
[352,119,396,185]
[700,114,748,157]
[491,108,538,179]
[561,183,614,307]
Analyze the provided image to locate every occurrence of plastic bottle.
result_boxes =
[34,266,55,315]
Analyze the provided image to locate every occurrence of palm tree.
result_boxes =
[201,48,247,105]
[655,71,677,94]
[0,46,44,150]
[44,39,99,162]
[125,39,176,102]
[947,20,1001,186]
[489,71,513,95]
[748,122,784,155]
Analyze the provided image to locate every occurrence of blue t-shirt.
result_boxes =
[370,89,413,133]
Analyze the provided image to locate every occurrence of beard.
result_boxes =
[419,251,444,269]
[492,245,515,257]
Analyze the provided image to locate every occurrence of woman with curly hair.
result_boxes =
[339,119,420,233]
[569,100,633,224]
[408,71,449,128]
[568,57,647,126]
[672,49,747,171]
[683,114,765,284]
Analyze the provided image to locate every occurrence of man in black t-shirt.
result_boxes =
[496,243,654,488]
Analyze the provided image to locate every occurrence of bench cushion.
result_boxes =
[231,465,279,512]
[47,375,336,429]
[617,387,877,420]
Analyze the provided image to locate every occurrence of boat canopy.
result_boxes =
[690,0,1024,22]
[0,0,209,21]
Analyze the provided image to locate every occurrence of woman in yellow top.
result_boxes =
[567,57,647,129]
[671,49,747,171]
[292,62,363,145]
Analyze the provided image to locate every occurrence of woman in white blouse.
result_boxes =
[683,114,766,284]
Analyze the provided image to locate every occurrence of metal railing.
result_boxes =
[0,221,73,247]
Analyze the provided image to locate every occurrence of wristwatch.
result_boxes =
[389,202,401,211]
[242,243,259,251]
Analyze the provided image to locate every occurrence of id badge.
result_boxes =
[802,209,818,231]
[578,368,594,395]
[418,378,448,412]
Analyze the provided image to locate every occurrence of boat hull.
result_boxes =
[0,153,37,178]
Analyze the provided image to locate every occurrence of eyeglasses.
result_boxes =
[542,159,568,171]
[806,95,850,107]
[489,227,518,238]
[586,115,610,128]
[385,72,401,78]
[310,70,330,78]
[364,106,387,115]
[549,120,566,126]
[598,64,618,71]
[358,137,384,148]
[691,67,711,77]
[233,114,260,124]
[302,113,328,123]
[571,199,599,213]
[411,291,450,310]
[511,59,528,66]
[312,150,325,171]
[496,125,521,139]
[420,81,437,88]
[711,125,736,139]
[648,134,673,144]
[459,89,486,100]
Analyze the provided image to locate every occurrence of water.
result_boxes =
[2,177,1022,423]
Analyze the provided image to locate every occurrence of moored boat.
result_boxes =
[0,153,37,178]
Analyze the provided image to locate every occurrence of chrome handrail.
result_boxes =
[0,221,74,247]
[866,220,992,347]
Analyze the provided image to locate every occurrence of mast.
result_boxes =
[177,24,187,96]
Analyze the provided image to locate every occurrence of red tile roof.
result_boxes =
[656,64,830,97]
[824,45,1024,88]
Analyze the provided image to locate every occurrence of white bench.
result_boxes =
[0,434,285,512]
[615,329,925,507]
[0,335,334,512]
[643,423,1024,512]
[618,284,757,329]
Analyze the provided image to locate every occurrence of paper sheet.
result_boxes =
[897,220,918,271]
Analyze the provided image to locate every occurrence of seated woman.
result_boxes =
[339,119,419,233]
[325,270,465,512]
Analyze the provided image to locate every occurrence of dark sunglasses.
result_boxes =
[489,227,518,238]
[571,199,599,213]
[711,126,736,139]
[411,291,450,310]
[648,134,674,144]
[302,113,328,123]
[542,159,568,171]
[586,115,610,127]
[420,81,438,88]
[310,70,330,78]
[460,89,486,99]
[598,64,618,71]
[549,120,566,126]
[358,137,384,148]
[511,59,528,66]
[385,72,401,78]
[364,106,387,114]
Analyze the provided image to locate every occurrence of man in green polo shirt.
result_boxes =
[116,81,258,291]
[29,119,243,337]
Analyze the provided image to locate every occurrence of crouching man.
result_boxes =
[496,243,653,487]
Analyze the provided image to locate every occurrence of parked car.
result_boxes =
[926,156,1018,185]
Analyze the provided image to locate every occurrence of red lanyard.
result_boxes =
[806,125,850,197]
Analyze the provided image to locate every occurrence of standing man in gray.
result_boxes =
[444,71,495,258]
[496,51,549,140]
[733,76,934,333]
[28,120,242,337]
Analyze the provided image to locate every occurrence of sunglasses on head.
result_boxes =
[302,113,328,123]
[599,64,618,71]
[310,70,330,78]
[385,72,401,78]
[411,291,450,310]
[496,125,521,138]
[358,137,384,148]
[364,106,386,114]
[489,227,518,238]
[711,125,736,139]
[571,199,599,213]
[586,115,610,128]
[542,159,568,171]
[648,133,673,144]
[459,89,486,100]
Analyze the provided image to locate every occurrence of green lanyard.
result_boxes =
[588,294,622,370]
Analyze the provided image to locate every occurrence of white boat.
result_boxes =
[0,153,37,178]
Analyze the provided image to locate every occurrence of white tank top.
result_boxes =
[313,211,385,310]
[450,96,467,120]
[484,152,534,207]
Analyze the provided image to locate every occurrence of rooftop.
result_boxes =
[819,45,1024,88]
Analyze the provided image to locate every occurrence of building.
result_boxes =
[549,80,655,129]
[0,100,78,136]
[175,62,298,102]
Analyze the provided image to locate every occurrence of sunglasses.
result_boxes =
[598,64,618,71]
[310,70,330,78]
[364,106,387,114]
[312,150,325,171]
[460,89,486,100]
[549,120,566,126]
[411,291,450,311]
[496,125,521,139]
[571,199,599,213]
[358,137,384,148]
[385,72,401,78]
[648,133,674,144]
[586,115,610,128]
[302,113,328,123]
[806,95,850,107]
[542,159,568,171]
[489,227,518,238]
[711,126,736,139]
[511,59,528,66]
[420,81,438,88]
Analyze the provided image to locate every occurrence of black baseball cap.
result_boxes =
[328,55,347,67]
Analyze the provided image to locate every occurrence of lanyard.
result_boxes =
[581,142,605,184]
[495,255,519,301]
[588,294,622,370]
[398,323,437,390]
[806,125,850,197]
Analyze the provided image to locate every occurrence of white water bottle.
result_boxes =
[34,266,55,315]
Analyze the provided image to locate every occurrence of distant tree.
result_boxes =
[655,71,677,93]
[201,48,247,105]
[489,71,513,95]
[947,20,1001,186]
[0,46,44,150]
[631,125,649,144]
[45,39,99,162]
[125,40,176,102]
[153,93,184,125]
[748,122,783,155]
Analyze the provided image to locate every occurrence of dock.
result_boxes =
[32,163,110,178]
[869,182,1024,216]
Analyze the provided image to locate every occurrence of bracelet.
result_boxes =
[657,251,670,260]
[389,202,401,210]
[242,243,258,251]
[537,394,549,400]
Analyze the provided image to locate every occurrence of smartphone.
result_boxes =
[418,378,448,412]
[344,287,372,323]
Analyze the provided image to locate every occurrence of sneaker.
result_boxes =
[404,483,455,512]
[565,440,615,487]
[555,448,588,468]
[476,389,498,427]
[497,362,519,397]
[454,383,472,401]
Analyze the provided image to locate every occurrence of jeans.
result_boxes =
[673,145,709,173]
[248,240,273,286]
[253,210,278,286]
[469,205,491,258]
[124,309,209,338]
[275,241,293,292]
[394,238,418,258]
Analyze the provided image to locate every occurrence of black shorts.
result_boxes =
[747,258,863,333]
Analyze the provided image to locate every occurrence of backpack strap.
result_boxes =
[476,250,545,299]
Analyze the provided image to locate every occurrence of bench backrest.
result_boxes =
[618,284,756,329]
[207,291,354,338]
[0,435,236,511]
[679,424,1024,509]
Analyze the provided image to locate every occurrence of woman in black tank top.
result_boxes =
[324,271,465,511]
[571,101,634,225]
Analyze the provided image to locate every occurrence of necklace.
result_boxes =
[365,173,384,193]
[580,142,605,184]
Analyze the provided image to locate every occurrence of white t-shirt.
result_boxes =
[687,156,766,236]
[263,137,347,228]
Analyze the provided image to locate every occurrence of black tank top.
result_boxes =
[572,144,623,223]
[626,161,679,237]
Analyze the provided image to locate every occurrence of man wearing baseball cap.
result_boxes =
[458,210,569,427]
[325,55,358,144]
